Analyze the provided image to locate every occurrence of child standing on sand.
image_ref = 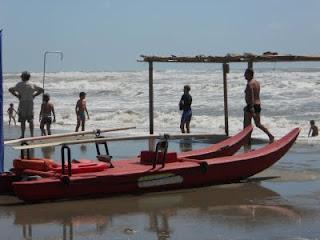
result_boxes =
[308,120,318,137]
[7,103,17,126]
[75,92,90,132]
[39,93,56,135]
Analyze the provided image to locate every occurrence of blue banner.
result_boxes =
[0,29,4,173]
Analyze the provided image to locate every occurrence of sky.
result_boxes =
[1,0,320,72]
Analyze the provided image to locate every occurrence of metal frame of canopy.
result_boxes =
[138,53,320,136]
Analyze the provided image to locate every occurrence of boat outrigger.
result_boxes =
[0,125,253,194]
[1,126,300,203]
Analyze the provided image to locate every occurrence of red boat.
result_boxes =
[12,128,299,203]
[0,125,253,194]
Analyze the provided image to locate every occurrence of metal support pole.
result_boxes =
[148,61,154,134]
[43,51,64,92]
[223,63,229,136]
[248,61,253,69]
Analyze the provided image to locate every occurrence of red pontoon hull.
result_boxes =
[178,124,253,159]
[12,128,300,203]
[0,125,253,194]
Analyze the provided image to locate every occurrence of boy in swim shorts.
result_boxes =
[75,92,90,132]
[179,85,192,133]
[39,93,56,135]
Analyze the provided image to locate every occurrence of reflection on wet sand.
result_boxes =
[80,144,87,153]
[21,148,35,159]
[0,182,302,240]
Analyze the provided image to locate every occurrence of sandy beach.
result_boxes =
[2,1,320,239]
[1,123,320,240]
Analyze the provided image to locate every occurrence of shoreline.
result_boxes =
[1,121,320,239]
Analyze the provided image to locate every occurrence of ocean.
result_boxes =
[2,68,319,142]
[1,68,320,239]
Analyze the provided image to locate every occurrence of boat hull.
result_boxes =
[178,124,253,159]
[0,126,253,195]
[12,128,300,203]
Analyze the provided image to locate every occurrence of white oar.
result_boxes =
[13,132,220,150]
[5,126,136,145]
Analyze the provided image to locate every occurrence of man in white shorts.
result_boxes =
[9,71,44,138]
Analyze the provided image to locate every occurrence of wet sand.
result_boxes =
[1,124,320,239]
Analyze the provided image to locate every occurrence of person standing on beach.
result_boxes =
[9,71,44,138]
[75,92,90,132]
[7,103,17,126]
[179,85,192,133]
[308,120,318,137]
[243,68,274,145]
[39,93,56,136]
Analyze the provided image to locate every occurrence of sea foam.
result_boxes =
[3,69,319,143]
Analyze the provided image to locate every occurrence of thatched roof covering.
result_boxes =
[139,53,320,63]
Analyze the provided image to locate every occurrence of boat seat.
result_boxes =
[13,158,56,172]
[140,151,178,165]
[14,158,109,174]
[51,160,108,174]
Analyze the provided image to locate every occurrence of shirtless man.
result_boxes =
[9,71,44,138]
[39,93,56,135]
[308,120,318,137]
[243,68,274,146]
[75,92,90,132]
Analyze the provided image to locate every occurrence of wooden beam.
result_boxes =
[139,54,320,63]
[222,63,229,136]
[148,61,154,134]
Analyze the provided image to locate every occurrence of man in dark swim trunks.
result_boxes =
[179,85,192,133]
[243,68,274,146]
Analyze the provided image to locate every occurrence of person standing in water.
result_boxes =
[7,103,17,126]
[75,92,90,132]
[179,85,192,133]
[243,68,274,146]
[308,120,318,137]
[9,71,44,138]
[39,93,56,135]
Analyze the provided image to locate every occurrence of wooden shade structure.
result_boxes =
[139,53,320,135]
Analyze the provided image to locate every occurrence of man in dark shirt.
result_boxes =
[179,85,192,133]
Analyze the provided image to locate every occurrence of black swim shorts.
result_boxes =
[244,104,261,113]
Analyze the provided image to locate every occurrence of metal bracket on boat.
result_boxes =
[96,155,114,168]
[95,139,113,167]
[61,145,72,176]
[95,140,110,156]
[153,134,169,169]
[94,129,101,137]
[20,142,30,159]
